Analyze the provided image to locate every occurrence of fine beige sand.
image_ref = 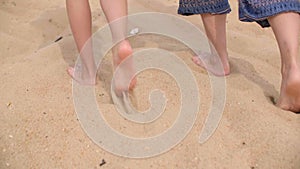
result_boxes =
[1,0,300,168]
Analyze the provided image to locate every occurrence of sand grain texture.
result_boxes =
[0,0,299,168]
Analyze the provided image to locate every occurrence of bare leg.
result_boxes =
[268,12,300,112]
[66,0,96,85]
[192,13,230,76]
[100,0,136,93]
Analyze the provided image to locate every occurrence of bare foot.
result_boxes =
[67,65,96,85]
[277,68,300,113]
[192,52,230,76]
[112,40,137,95]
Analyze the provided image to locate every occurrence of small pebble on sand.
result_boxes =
[130,28,139,35]
[99,159,106,167]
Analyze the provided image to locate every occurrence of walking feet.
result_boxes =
[68,40,137,95]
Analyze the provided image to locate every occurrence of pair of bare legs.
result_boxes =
[66,0,136,92]
[194,12,300,112]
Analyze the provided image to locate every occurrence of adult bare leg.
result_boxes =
[268,12,300,112]
[192,13,230,76]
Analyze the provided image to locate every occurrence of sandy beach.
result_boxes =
[1,0,300,168]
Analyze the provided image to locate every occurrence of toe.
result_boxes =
[67,67,75,77]
[192,56,201,65]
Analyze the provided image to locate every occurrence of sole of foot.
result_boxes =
[113,40,137,95]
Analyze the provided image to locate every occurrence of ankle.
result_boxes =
[281,64,300,81]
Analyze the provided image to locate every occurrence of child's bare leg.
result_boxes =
[66,0,96,85]
[100,0,136,92]
[193,13,230,76]
[268,12,300,112]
